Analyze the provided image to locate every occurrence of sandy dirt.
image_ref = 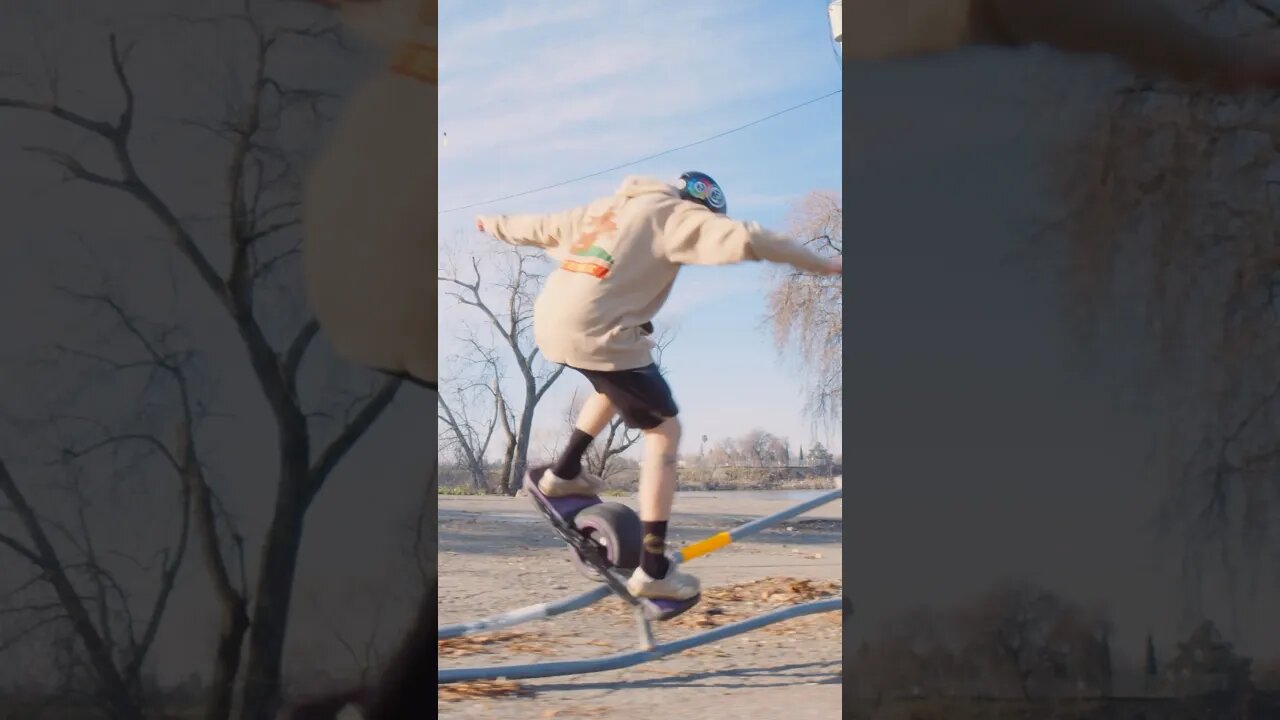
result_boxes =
[437,492,843,719]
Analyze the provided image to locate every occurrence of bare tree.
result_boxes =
[961,579,1069,699]
[584,404,639,481]
[706,437,742,467]
[765,190,843,426]
[0,7,404,719]
[849,580,1113,700]
[437,352,503,492]
[439,248,566,494]
[0,450,188,720]
[553,388,639,482]
[52,287,259,720]
[736,428,787,468]
[1042,0,1280,611]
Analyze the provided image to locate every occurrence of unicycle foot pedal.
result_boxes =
[523,467,601,526]
[641,594,700,622]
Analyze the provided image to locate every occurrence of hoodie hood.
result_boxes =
[615,175,681,200]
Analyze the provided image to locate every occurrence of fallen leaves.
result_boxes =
[582,576,843,633]
[437,679,532,703]
[437,577,843,702]
[437,630,556,657]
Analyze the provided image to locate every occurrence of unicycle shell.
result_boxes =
[523,467,699,621]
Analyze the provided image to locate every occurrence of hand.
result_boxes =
[475,217,485,233]
[823,256,842,276]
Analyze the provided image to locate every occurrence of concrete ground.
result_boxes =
[438,491,843,719]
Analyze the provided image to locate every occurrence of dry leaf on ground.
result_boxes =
[437,679,533,703]
[438,630,556,657]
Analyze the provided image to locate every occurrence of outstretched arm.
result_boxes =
[660,204,841,275]
[475,207,585,250]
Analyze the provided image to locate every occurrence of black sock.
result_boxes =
[640,521,670,578]
[551,429,594,479]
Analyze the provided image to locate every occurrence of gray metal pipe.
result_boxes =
[438,597,844,683]
[438,488,842,639]
[438,586,611,640]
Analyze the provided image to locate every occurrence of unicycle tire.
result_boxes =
[569,502,642,582]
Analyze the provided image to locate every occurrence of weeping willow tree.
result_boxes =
[1045,0,1280,615]
[766,190,843,426]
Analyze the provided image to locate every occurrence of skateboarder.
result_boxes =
[475,172,841,601]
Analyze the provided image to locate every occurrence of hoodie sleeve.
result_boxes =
[478,207,587,250]
[660,202,832,273]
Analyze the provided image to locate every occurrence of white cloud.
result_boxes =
[441,0,605,62]
[438,1,822,211]
[434,2,839,444]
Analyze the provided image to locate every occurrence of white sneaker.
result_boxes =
[537,468,604,497]
[626,563,700,601]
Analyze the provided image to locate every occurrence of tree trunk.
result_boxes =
[498,442,516,495]
[495,390,516,495]
[205,596,250,720]
[239,430,312,720]
[0,462,145,720]
[180,417,251,720]
[508,382,537,496]
[469,461,487,493]
[1016,658,1034,701]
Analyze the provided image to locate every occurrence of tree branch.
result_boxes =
[123,448,192,684]
[22,145,127,188]
[533,363,566,404]
[0,458,133,701]
[61,433,183,476]
[283,317,321,389]
[306,378,402,499]
[0,97,115,136]
[0,531,43,567]
[107,34,136,138]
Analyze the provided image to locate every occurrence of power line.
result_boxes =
[437,88,843,215]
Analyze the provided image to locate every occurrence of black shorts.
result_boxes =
[572,363,678,430]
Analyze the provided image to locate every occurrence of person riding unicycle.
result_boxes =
[475,172,842,601]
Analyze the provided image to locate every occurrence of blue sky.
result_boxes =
[436,0,843,458]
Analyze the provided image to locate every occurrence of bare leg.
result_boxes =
[971,0,1279,88]
[548,392,615,486]
[576,392,615,436]
[638,416,681,521]
[629,415,700,596]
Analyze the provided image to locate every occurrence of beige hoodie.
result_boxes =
[477,176,834,372]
